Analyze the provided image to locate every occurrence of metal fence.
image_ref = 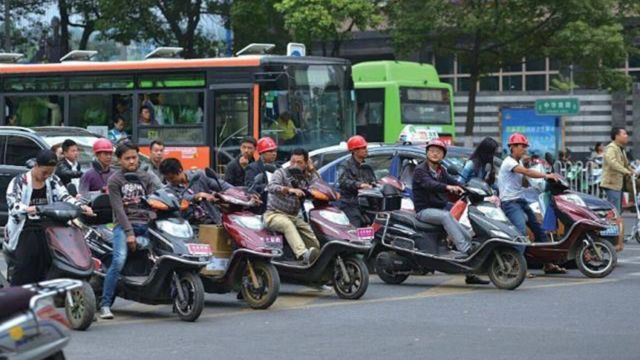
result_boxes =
[550,160,605,198]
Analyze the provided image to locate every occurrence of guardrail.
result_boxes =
[550,160,604,198]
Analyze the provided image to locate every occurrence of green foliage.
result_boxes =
[230,0,289,53]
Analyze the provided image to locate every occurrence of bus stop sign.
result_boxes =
[535,98,580,116]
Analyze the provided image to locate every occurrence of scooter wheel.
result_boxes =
[375,253,409,285]
[174,272,205,322]
[333,256,369,300]
[241,261,280,310]
[488,248,526,290]
[65,281,96,331]
[576,240,617,278]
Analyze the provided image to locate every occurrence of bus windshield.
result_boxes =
[400,87,452,125]
[261,64,354,156]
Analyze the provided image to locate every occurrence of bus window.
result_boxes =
[136,92,205,145]
[400,87,451,125]
[69,94,132,132]
[5,95,64,127]
[215,92,250,173]
[355,88,384,142]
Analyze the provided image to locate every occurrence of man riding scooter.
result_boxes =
[99,141,158,320]
[5,149,93,286]
[497,133,564,275]
[338,135,376,227]
[264,148,321,264]
[245,137,279,214]
[413,140,488,285]
[79,138,116,194]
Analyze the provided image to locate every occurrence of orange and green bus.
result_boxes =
[0,53,355,171]
[353,61,455,144]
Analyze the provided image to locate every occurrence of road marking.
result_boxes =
[93,276,617,328]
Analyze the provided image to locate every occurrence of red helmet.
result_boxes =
[508,133,529,147]
[257,137,277,154]
[93,138,113,154]
[425,139,447,156]
[347,135,368,151]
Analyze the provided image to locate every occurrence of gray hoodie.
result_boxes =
[107,169,158,237]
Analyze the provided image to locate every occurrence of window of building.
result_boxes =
[5,95,64,127]
[503,76,523,91]
[480,76,499,91]
[526,75,546,91]
[457,77,471,91]
[503,61,523,73]
[525,58,546,72]
[435,55,454,75]
[629,54,640,69]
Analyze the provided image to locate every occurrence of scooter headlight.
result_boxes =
[559,194,586,207]
[157,220,194,238]
[230,215,265,231]
[476,205,509,223]
[318,210,351,226]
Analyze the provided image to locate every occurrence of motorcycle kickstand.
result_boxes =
[336,256,351,284]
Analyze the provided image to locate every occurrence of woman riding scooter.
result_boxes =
[413,140,488,285]
[4,149,94,286]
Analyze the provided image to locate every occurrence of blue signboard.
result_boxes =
[501,108,559,157]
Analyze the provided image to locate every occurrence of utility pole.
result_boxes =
[3,0,11,51]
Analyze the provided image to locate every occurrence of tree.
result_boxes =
[230,0,289,54]
[274,0,382,56]
[388,0,638,145]
[97,0,225,58]
[0,0,46,52]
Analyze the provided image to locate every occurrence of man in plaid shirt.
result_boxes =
[264,148,320,264]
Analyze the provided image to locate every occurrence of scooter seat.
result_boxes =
[390,211,443,233]
[0,287,34,321]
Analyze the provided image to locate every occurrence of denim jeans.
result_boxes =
[605,188,623,214]
[417,208,472,253]
[501,199,547,243]
[100,223,148,308]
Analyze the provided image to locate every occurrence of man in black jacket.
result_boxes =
[245,137,278,213]
[337,135,376,227]
[224,136,256,186]
[55,139,83,187]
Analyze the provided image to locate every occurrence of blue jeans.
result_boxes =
[100,224,148,308]
[501,199,547,243]
[605,188,622,214]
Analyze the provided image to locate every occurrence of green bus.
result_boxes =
[352,61,455,144]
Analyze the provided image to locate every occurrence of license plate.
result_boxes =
[264,235,283,247]
[600,224,619,237]
[187,243,212,256]
[356,227,374,241]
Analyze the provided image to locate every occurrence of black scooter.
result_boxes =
[77,175,209,322]
[1,202,97,331]
[367,178,529,290]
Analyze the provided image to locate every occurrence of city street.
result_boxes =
[2,217,636,360]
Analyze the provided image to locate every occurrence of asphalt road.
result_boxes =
[2,218,640,360]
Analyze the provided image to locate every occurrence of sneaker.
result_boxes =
[302,248,320,265]
[99,306,114,320]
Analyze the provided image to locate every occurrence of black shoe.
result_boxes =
[465,275,490,285]
[237,292,244,300]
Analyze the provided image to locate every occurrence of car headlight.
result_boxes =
[157,220,194,238]
[476,205,509,223]
[230,215,265,231]
[318,210,351,226]
[490,230,510,239]
[559,194,586,207]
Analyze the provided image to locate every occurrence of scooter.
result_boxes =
[368,178,529,290]
[78,177,209,322]
[1,203,96,331]
[197,169,282,310]
[526,177,617,278]
[271,169,372,300]
[0,279,83,360]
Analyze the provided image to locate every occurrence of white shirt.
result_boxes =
[498,156,524,202]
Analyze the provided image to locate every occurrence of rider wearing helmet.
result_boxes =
[79,138,116,194]
[245,137,278,213]
[338,135,377,227]
[497,133,564,274]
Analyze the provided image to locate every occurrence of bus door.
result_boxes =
[355,88,385,142]
[212,86,254,174]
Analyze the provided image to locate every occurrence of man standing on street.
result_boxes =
[601,127,634,252]
[224,136,256,186]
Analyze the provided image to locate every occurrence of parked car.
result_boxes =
[314,143,621,242]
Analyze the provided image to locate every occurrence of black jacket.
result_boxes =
[224,156,252,187]
[55,160,83,186]
[338,156,376,203]
[412,161,459,212]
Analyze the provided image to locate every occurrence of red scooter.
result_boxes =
[526,177,617,278]
[198,169,282,310]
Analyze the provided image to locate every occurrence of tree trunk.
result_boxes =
[79,22,94,50]
[464,71,480,147]
[58,0,71,58]
[3,0,11,51]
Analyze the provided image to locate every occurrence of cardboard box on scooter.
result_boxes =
[198,225,233,258]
